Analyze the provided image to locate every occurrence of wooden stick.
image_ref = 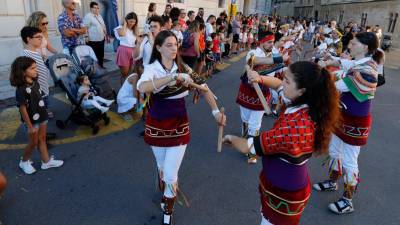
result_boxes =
[217,107,225,153]
[188,82,208,92]
[246,65,272,115]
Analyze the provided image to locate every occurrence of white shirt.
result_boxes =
[324,26,332,34]
[137,36,152,65]
[239,32,243,42]
[21,49,51,96]
[172,29,183,43]
[293,24,304,33]
[83,13,106,42]
[205,22,214,39]
[242,32,248,43]
[308,23,315,33]
[114,26,136,48]
[246,47,276,77]
[336,57,373,92]
[137,60,189,99]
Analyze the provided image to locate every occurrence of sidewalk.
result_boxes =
[0,50,248,151]
[384,48,400,70]
[0,46,119,102]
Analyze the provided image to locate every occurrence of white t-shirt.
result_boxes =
[172,29,183,43]
[137,60,189,99]
[242,32,248,43]
[83,13,106,42]
[246,47,276,77]
[136,36,153,65]
[114,26,136,48]
[205,22,214,40]
[239,32,243,42]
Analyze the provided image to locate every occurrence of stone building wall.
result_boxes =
[319,0,399,47]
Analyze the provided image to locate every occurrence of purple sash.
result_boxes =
[148,95,187,120]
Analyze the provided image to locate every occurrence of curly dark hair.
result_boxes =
[289,61,341,154]
[10,56,36,87]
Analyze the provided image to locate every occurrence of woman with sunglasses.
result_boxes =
[26,11,58,60]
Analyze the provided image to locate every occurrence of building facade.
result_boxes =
[293,0,400,47]
[272,0,296,17]
[0,0,271,70]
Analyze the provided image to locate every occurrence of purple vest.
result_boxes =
[262,156,309,191]
[148,94,187,120]
[341,92,371,117]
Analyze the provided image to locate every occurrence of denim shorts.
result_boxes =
[24,120,48,130]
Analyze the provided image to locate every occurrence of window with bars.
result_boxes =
[388,12,398,33]
[361,13,367,27]
[218,0,225,8]
[339,10,344,25]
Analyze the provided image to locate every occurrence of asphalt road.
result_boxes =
[0,56,399,225]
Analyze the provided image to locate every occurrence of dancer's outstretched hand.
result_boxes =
[222,135,250,154]
[214,112,226,126]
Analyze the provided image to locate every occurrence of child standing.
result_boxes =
[20,26,53,118]
[171,21,183,46]
[238,27,244,51]
[211,33,221,63]
[205,41,215,77]
[10,56,63,175]
[76,75,114,113]
[247,28,254,50]
[241,27,248,51]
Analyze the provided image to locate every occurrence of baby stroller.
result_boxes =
[47,53,110,135]
[72,45,116,99]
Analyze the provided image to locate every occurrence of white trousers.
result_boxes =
[261,216,274,225]
[151,145,187,197]
[82,96,109,110]
[239,106,264,136]
[270,89,279,105]
[328,134,361,185]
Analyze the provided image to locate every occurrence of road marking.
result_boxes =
[215,62,230,71]
[0,51,247,151]
[0,108,21,141]
[0,111,142,151]
[228,56,241,62]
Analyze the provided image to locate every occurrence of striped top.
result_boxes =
[21,49,50,96]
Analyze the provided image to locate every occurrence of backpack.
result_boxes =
[181,31,192,49]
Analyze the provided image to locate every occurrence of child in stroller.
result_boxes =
[76,75,114,113]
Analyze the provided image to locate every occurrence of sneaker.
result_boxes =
[105,99,115,107]
[313,180,338,192]
[100,106,109,114]
[247,153,257,164]
[19,159,36,175]
[41,156,64,170]
[328,197,354,214]
[162,212,173,225]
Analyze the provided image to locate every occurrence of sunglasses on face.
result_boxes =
[41,22,49,26]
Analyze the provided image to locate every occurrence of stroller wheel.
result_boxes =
[103,116,110,126]
[92,125,100,135]
[56,120,66,129]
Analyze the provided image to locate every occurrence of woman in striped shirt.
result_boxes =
[20,26,53,118]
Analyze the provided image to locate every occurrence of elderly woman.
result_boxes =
[26,11,58,60]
